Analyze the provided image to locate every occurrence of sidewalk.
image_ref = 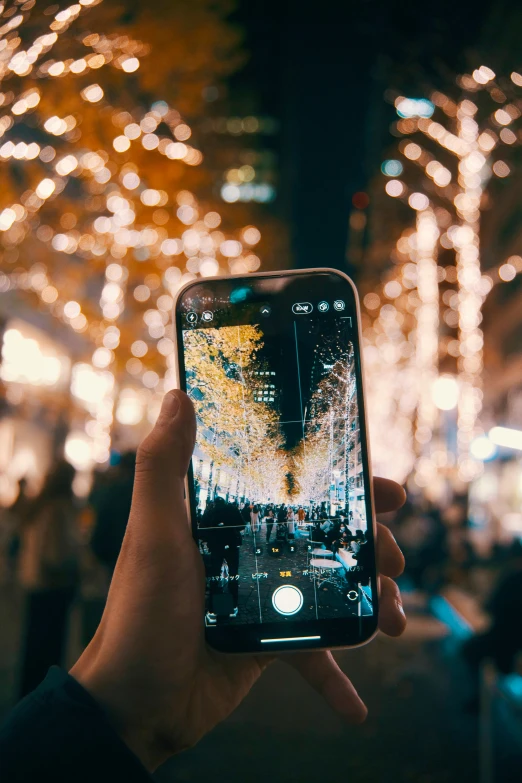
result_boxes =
[0,583,23,719]
[157,590,479,783]
[433,584,522,782]
[1,581,520,781]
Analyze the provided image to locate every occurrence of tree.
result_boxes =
[0,0,273,462]
[360,65,522,488]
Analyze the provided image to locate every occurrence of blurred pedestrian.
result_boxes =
[445,500,474,588]
[1,477,30,585]
[87,467,111,520]
[462,540,522,710]
[84,452,136,645]
[90,451,136,574]
[394,500,434,590]
[321,517,333,536]
[18,460,80,697]
[420,502,448,593]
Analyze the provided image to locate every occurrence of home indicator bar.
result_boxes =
[260,636,321,644]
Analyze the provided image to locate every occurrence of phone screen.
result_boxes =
[175,270,378,652]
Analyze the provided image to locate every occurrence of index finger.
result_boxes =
[284,650,367,724]
[373,477,406,515]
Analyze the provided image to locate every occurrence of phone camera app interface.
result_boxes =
[180,276,374,630]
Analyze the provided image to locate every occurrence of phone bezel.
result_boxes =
[172,267,380,654]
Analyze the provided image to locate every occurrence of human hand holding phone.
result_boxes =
[70,390,406,773]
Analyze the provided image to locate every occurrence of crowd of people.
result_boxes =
[194,496,373,619]
[0,454,136,700]
[204,498,366,542]
[1,459,522,704]
[0,390,409,780]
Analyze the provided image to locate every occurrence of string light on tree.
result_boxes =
[372,65,522,486]
[0,0,267,465]
[412,207,440,486]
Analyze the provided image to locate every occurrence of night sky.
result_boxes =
[230,0,499,275]
[258,316,351,449]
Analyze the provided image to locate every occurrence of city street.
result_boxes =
[157,591,480,783]
[2,1,522,780]
[1,583,520,780]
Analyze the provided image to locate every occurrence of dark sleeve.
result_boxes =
[0,667,152,783]
[224,507,244,530]
[233,507,245,530]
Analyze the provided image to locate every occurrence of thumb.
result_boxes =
[128,390,196,544]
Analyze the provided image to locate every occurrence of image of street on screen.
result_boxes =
[182,314,374,628]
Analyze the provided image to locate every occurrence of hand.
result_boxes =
[70,391,406,772]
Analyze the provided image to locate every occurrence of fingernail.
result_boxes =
[396,601,406,617]
[161,391,181,417]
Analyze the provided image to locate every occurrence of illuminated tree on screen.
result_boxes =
[183,325,285,503]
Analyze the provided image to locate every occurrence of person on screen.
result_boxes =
[326,521,341,552]
[351,530,365,555]
[277,504,287,524]
[205,497,244,618]
[240,501,251,534]
[250,504,261,535]
[310,520,326,547]
[354,536,372,586]
[287,506,296,539]
[265,506,276,542]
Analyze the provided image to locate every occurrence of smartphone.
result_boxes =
[173,268,378,653]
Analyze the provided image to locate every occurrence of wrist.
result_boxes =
[114,724,168,773]
[69,661,168,773]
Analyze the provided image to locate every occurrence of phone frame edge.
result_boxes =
[172,267,380,654]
